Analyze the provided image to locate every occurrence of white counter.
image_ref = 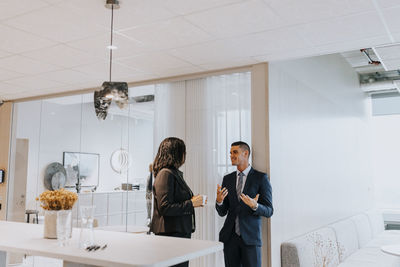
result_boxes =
[0,221,223,267]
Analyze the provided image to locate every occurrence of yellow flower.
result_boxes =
[37,189,78,210]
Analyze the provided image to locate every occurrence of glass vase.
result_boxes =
[79,205,95,249]
[57,209,72,246]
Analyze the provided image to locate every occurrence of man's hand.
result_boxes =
[216,184,228,203]
[240,194,259,209]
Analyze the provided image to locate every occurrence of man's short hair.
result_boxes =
[231,141,251,157]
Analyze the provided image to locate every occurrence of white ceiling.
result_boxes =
[1,0,400,100]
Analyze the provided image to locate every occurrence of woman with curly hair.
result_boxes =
[150,137,205,267]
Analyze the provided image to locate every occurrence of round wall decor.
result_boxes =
[110,149,131,173]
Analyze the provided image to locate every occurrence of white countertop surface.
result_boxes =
[96,225,149,233]
[0,221,223,267]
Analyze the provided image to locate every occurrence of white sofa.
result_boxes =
[281,210,400,267]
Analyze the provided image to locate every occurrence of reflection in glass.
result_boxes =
[79,205,95,249]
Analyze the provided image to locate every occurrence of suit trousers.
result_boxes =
[156,232,191,267]
[223,232,261,267]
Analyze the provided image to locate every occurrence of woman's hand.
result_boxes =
[191,195,204,208]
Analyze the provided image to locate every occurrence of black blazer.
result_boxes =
[150,168,195,235]
[216,167,273,246]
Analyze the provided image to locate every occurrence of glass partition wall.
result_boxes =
[7,71,251,267]
[8,85,155,231]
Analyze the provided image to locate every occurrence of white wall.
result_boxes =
[371,114,400,209]
[269,54,373,267]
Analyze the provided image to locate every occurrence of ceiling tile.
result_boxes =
[377,0,400,8]
[109,73,161,83]
[263,0,375,25]
[117,52,193,73]
[185,0,283,38]
[162,0,245,15]
[41,0,64,4]
[381,6,400,33]
[0,0,49,20]
[119,17,213,51]
[380,58,400,70]
[155,66,205,77]
[66,33,150,60]
[73,60,144,81]
[0,50,11,58]
[22,44,101,68]
[293,12,387,46]
[0,25,56,54]
[0,55,61,75]
[56,0,177,31]
[0,82,24,94]
[392,33,400,42]
[228,27,311,58]
[0,67,23,81]
[313,35,391,55]
[34,69,96,85]
[5,6,106,43]
[169,40,244,65]
[5,76,66,90]
[113,0,178,30]
[253,46,325,62]
[199,57,259,70]
[375,44,400,60]
[40,83,97,95]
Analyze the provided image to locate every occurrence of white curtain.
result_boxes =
[154,72,251,267]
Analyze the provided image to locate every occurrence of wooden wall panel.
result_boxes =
[0,102,13,220]
[251,63,271,267]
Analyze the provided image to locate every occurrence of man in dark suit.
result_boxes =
[216,141,273,267]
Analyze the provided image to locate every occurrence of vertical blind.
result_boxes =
[154,72,251,267]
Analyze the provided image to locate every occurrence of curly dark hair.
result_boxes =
[153,137,186,177]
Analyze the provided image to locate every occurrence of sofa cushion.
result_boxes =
[281,227,340,267]
[330,219,359,262]
[351,214,373,248]
[365,233,400,248]
[337,247,400,267]
[365,210,385,238]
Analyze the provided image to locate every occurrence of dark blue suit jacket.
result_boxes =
[215,168,273,246]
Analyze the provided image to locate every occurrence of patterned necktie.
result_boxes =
[236,172,244,200]
[235,172,244,235]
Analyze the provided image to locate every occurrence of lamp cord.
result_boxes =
[109,4,114,82]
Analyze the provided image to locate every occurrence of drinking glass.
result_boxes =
[79,205,95,249]
[56,210,72,247]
